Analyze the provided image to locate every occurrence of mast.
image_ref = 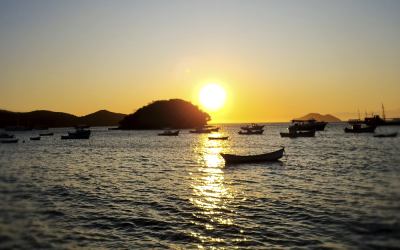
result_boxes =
[382,103,386,121]
[358,109,360,120]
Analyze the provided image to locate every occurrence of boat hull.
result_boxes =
[208,136,229,140]
[373,132,398,137]
[0,139,19,143]
[238,130,263,135]
[61,135,90,139]
[280,131,315,137]
[290,123,327,131]
[220,148,284,163]
[39,132,54,136]
[158,131,179,136]
[30,137,41,140]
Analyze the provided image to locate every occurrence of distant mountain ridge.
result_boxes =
[294,113,341,122]
[0,109,127,128]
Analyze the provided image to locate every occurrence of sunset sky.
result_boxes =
[1,1,399,123]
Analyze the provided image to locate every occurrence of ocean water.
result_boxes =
[1,122,399,250]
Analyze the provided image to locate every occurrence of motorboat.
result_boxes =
[240,123,264,130]
[0,138,19,143]
[30,136,41,140]
[280,127,315,137]
[238,130,263,135]
[189,127,213,133]
[68,128,91,136]
[220,147,285,163]
[208,136,229,140]
[0,133,14,138]
[289,119,327,131]
[344,124,377,133]
[373,132,398,137]
[158,130,179,136]
[39,132,54,136]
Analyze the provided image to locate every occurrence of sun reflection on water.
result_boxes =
[189,135,246,248]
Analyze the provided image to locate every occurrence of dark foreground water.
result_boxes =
[1,123,399,249]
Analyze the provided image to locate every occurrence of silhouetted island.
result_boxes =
[294,113,341,122]
[118,99,211,129]
[0,109,127,128]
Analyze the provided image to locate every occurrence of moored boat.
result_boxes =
[220,147,285,163]
[373,132,398,138]
[280,127,315,137]
[158,130,179,136]
[238,130,263,135]
[208,136,229,140]
[240,123,264,130]
[39,132,54,136]
[0,133,14,138]
[30,136,41,140]
[289,119,327,131]
[189,127,213,133]
[344,124,377,133]
[0,138,19,143]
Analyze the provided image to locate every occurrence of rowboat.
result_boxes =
[39,132,54,136]
[158,130,179,136]
[220,147,285,163]
[0,139,19,143]
[373,132,398,137]
[238,130,263,135]
[30,136,41,140]
[208,136,229,140]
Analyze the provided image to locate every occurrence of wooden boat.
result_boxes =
[238,130,263,135]
[373,132,398,137]
[39,132,54,136]
[241,123,264,130]
[220,147,285,163]
[30,136,41,140]
[158,130,179,136]
[61,134,90,139]
[189,128,213,133]
[0,139,19,143]
[0,133,14,138]
[289,119,327,131]
[280,127,315,137]
[344,124,377,133]
[208,136,229,140]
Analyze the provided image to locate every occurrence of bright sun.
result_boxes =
[198,83,227,112]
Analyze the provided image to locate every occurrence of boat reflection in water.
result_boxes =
[190,134,246,247]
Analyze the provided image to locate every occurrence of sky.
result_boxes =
[1,0,400,123]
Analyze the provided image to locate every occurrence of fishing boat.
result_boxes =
[220,147,285,163]
[0,138,19,143]
[344,124,377,133]
[240,123,264,130]
[0,133,14,138]
[39,132,54,136]
[289,119,327,131]
[158,130,179,136]
[189,127,213,134]
[373,132,398,138]
[208,136,229,140]
[364,104,400,126]
[238,130,264,135]
[30,136,41,140]
[280,127,315,137]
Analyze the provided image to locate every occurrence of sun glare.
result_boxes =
[198,84,227,112]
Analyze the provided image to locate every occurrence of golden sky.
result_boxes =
[1,1,399,123]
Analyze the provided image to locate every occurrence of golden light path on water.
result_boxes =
[189,134,247,248]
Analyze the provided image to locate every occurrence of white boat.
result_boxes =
[220,148,285,163]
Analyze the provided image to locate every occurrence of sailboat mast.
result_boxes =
[382,103,386,121]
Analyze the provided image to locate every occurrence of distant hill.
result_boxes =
[0,109,127,128]
[119,99,211,129]
[294,113,341,122]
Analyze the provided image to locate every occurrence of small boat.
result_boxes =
[30,136,41,140]
[208,136,229,140]
[61,134,90,139]
[280,127,315,137]
[220,147,285,163]
[39,132,54,136]
[373,132,398,138]
[189,127,213,133]
[344,124,377,133]
[158,130,179,136]
[289,119,327,131]
[0,138,19,143]
[238,130,263,135]
[241,123,264,130]
[0,132,14,138]
[68,128,91,136]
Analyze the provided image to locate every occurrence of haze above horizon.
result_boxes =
[1,1,399,123]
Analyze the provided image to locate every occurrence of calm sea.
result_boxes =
[1,123,399,249]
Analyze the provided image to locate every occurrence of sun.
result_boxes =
[198,83,227,112]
